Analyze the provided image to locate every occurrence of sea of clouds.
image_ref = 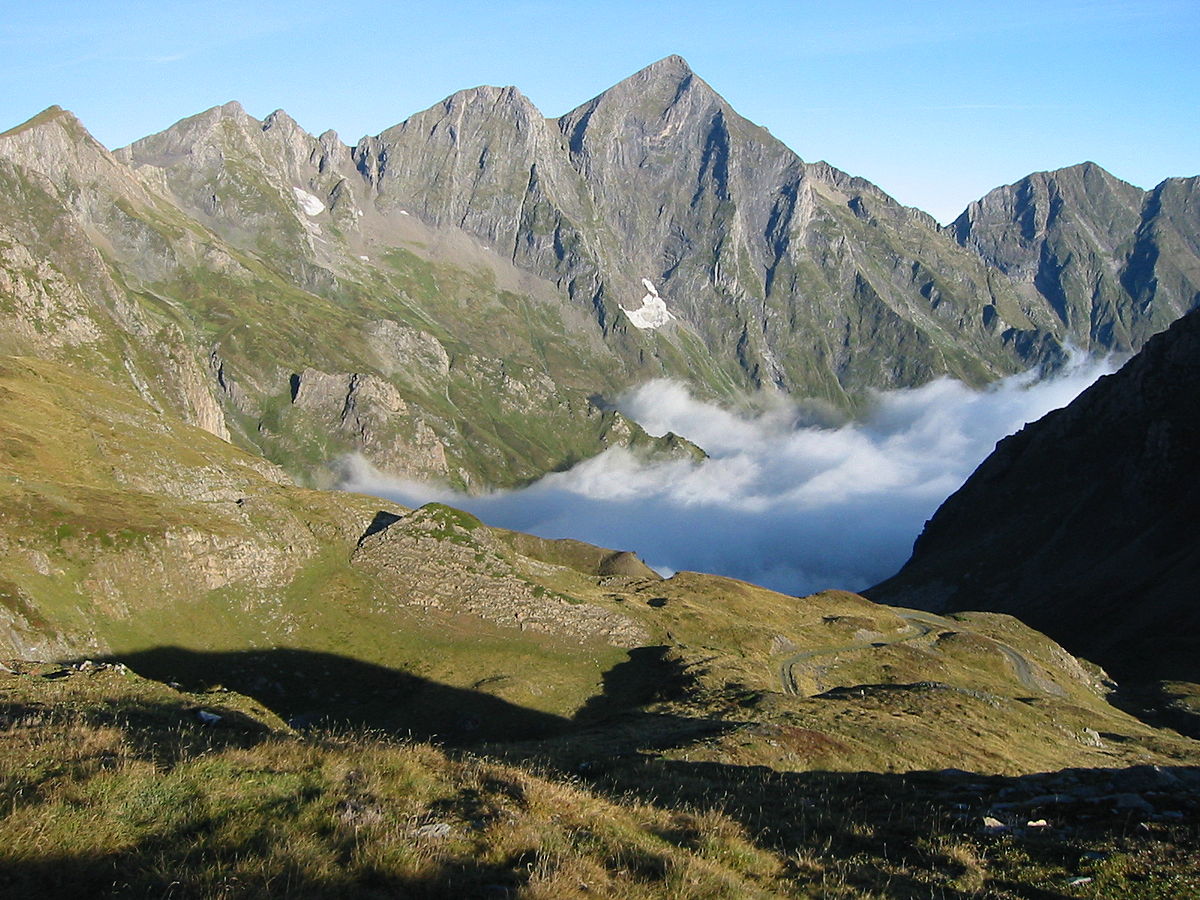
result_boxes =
[339,355,1118,596]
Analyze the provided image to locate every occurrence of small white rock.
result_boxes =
[414,822,452,839]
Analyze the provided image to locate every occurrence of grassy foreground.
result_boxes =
[3,661,1198,899]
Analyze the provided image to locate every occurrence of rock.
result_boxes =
[1119,765,1180,791]
[1110,793,1155,813]
[981,816,1009,833]
[414,822,452,840]
[195,709,222,725]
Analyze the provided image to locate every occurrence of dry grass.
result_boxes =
[4,661,1200,898]
[0,667,805,899]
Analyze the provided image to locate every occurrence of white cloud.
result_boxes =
[339,354,1118,596]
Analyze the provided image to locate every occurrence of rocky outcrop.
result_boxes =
[867,308,1200,683]
[289,367,449,480]
[351,505,649,647]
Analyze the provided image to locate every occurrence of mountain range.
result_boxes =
[2,55,1196,494]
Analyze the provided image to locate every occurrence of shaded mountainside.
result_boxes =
[867,308,1200,685]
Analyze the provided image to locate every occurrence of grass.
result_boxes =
[0,664,794,899]
[3,662,1199,899]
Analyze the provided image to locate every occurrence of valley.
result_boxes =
[0,53,1197,898]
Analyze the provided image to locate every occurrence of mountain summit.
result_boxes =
[951,163,1200,352]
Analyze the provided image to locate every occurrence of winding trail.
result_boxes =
[777,610,1062,697]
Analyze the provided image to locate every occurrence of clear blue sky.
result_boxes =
[3,0,1196,222]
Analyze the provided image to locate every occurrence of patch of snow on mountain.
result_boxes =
[623,279,674,330]
[292,187,325,217]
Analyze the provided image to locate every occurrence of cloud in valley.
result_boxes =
[338,355,1117,597]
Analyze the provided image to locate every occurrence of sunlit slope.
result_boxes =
[0,108,691,491]
[0,354,1194,778]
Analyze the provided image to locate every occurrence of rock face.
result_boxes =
[351,56,1046,400]
[867,309,1200,683]
[950,164,1200,352]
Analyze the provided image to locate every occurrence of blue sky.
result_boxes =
[2,0,1196,222]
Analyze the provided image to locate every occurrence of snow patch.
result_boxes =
[292,187,325,217]
[622,279,674,330]
[399,210,410,216]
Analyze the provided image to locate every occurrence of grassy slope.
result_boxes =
[2,353,1195,772]
[2,662,1198,899]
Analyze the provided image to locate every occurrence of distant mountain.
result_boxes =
[350,55,1051,399]
[950,163,1200,352]
[867,308,1200,684]
[1,57,1196,491]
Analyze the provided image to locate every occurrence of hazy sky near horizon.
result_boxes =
[2,0,1196,222]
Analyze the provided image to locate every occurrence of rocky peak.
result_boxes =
[262,108,300,132]
[120,101,264,169]
[608,54,701,102]
[951,163,1144,257]
[947,160,1192,350]
[0,106,106,156]
[0,105,150,202]
[559,54,722,150]
[354,82,566,245]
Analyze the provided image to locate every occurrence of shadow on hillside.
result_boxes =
[13,648,1200,897]
[572,756,1200,899]
[573,645,692,721]
[0,829,535,900]
[80,646,569,743]
[79,644,740,749]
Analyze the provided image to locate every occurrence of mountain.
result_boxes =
[950,163,1200,351]
[867,307,1200,686]
[328,55,1053,399]
[0,104,684,491]
[3,59,1197,494]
